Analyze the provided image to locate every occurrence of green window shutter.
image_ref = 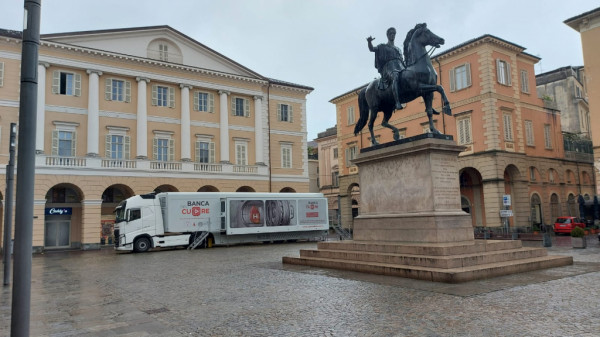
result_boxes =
[194,141,200,162]
[277,104,282,121]
[51,130,59,155]
[151,85,158,106]
[244,98,250,117]
[465,63,472,87]
[345,148,349,167]
[289,105,293,123]
[193,92,199,111]
[74,73,82,97]
[0,62,4,87]
[231,97,236,116]
[152,138,158,159]
[209,142,215,163]
[52,70,60,94]
[105,134,111,158]
[208,93,214,113]
[169,87,175,108]
[449,68,455,92]
[506,62,512,86]
[125,81,131,103]
[169,139,175,161]
[124,136,130,159]
[105,79,112,101]
[71,131,77,156]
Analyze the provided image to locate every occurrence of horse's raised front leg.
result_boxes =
[436,84,452,116]
[381,110,400,141]
[416,84,452,116]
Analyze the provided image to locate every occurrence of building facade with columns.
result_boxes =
[0,26,312,251]
[330,34,595,232]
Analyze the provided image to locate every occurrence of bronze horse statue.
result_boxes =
[354,23,452,145]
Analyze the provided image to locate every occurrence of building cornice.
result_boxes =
[39,39,269,86]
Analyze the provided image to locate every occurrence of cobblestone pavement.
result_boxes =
[1,235,599,336]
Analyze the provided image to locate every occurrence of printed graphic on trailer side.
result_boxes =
[179,200,211,217]
[298,199,327,227]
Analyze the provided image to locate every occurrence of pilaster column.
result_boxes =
[136,77,150,159]
[482,179,505,228]
[219,90,230,163]
[81,199,102,250]
[180,84,192,161]
[86,70,102,157]
[253,95,264,165]
[36,63,49,154]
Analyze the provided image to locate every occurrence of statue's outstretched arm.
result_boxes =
[367,36,376,52]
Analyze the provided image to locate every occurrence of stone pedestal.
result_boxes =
[352,135,473,243]
[283,135,573,283]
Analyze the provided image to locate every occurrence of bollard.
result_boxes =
[542,225,552,247]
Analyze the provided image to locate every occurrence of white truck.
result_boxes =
[114,192,329,252]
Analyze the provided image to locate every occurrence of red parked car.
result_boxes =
[553,216,585,235]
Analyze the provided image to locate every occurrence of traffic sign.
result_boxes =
[503,195,511,206]
[500,210,513,217]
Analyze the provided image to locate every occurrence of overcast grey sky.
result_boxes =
[1,0,597,140]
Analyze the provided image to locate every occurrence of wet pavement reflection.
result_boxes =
[1,236,599,336]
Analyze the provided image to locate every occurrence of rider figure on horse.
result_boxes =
[367,27,405,110]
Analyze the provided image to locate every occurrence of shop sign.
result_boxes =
[45,207,72,215]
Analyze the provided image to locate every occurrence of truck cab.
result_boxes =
[114,193,177,252]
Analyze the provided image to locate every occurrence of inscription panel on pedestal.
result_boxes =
[430,153,461,210]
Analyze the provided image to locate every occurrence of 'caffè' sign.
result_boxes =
[45,207,72,215]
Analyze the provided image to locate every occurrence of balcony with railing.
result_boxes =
[36,155,267,176]
[563,135,593,163]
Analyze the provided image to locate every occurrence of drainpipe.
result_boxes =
[435,57,446,134]
[267,81,272,192]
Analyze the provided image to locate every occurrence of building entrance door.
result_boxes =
[44,220,71,248]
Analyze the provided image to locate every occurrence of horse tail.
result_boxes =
[354,86,369,136]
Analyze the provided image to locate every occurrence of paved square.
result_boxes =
[1,237,599,336]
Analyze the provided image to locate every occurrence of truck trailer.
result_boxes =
[114,192,329,252]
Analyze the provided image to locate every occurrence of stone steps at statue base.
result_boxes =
[282,240,573,283]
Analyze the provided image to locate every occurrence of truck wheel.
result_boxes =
[134,237,150,253]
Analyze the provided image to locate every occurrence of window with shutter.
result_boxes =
[525,120,534,146]
[233,97,248,117]
[278,104,292,122]
[235,142,247,165]
[195,92,214,112]
[0,62,4,87]
[503,114,513,141]
[496,59,511,86]
[196,141,210,163]
[53,71,80,96]
[347,106,355,125]
[153,85,169,107]
[451,63,471,92]
[281,144,292,168]
[520,70,529,93]
[457,117,471,145]
[155,138,169,161]
[544,124,552,149]
[55,130,75,156]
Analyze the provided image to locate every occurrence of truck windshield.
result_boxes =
[115,200,127,223]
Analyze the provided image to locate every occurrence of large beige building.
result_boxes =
[0,26,312,252]
[565,7,600,193]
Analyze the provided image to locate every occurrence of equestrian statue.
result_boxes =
[355,23,452,146]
